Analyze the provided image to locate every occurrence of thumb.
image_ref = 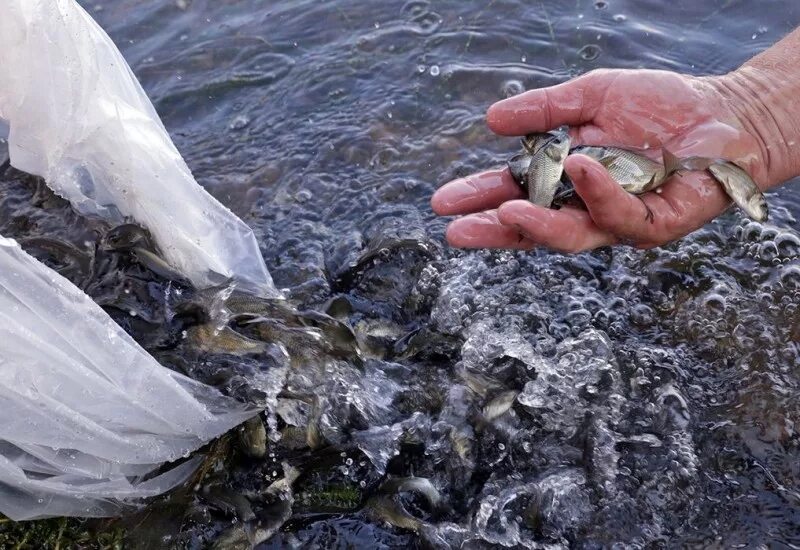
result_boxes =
[565,154,656,240]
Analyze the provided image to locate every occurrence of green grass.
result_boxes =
[0,517,124,550]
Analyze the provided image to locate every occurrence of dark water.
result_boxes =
[2,0,800,547]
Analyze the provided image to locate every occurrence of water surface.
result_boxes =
[2,0,800,547]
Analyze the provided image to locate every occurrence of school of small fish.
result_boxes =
[507,127,769,222]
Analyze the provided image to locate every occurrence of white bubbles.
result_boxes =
[429,64,440,76]
[501,80,525,98]
[228,114,250,131]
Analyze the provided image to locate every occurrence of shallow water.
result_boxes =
[2,0,800,547]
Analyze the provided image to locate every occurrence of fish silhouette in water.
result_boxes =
[101,223,191,283]
[179,287,363,366]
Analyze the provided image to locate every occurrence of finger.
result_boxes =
[445,210,536,249]
[432,168,524,216]
[497,200,617,252]
[486,69,618,136]
[565,154,669,242]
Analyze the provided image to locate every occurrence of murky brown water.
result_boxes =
[2,0,800,547]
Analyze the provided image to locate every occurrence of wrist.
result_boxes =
[711,66,800,189]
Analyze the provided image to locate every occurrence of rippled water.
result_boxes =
[2,0,800,547]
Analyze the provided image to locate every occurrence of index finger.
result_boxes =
[431,168,524,216]
[486,69,618,136]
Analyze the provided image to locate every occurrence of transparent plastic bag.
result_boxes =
[0,236,257,520]
[0,0,279,520]
[0,0,278,297]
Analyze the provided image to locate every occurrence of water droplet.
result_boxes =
[502,80,525,98]
[295,189,312,203]
[430,65,440,76]
[578,44,602,61]
[228,115,250,131]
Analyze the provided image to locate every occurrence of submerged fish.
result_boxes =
[366,495,427,532]
[186,324,267,355]
[237,416,267,458]
[366,476,443,533]
[379,476,443,508]
[508,128,571,207]
[101,223,190,283]
[482,390,519,423]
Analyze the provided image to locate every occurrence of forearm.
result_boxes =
[714,27,800,188]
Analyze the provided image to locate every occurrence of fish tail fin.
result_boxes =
[662,148,683,176]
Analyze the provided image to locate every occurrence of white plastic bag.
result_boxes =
[0,0,277,297]
[0,236,257,520]
[0,0,281,520]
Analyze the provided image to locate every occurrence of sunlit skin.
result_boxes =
[431,28,800,253]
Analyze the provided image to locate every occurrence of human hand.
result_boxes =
[431,68,787,252]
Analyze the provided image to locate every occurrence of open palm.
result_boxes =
[431,69,770,252]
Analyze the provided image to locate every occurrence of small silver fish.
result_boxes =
[482,390,519,422]
[507,133,551,179]
[379,476,443,508]
[540,146,678,221]
[707,161,768,222]
[238,416,267,458]
[508,129,571,207]
[664,155,768,222]
[366,495,428,532]
[186,324,267,355]
[571,146,674,194]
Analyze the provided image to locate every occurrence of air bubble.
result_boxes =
[775,233,800,258]
[578,44,602,61]
[228,115,250,131]
[758,241,779,262]
[502,80,525,98]
[430,65,440,76]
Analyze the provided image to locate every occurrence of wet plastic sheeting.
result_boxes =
[0,0,277,297]
[0,236,256,520]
